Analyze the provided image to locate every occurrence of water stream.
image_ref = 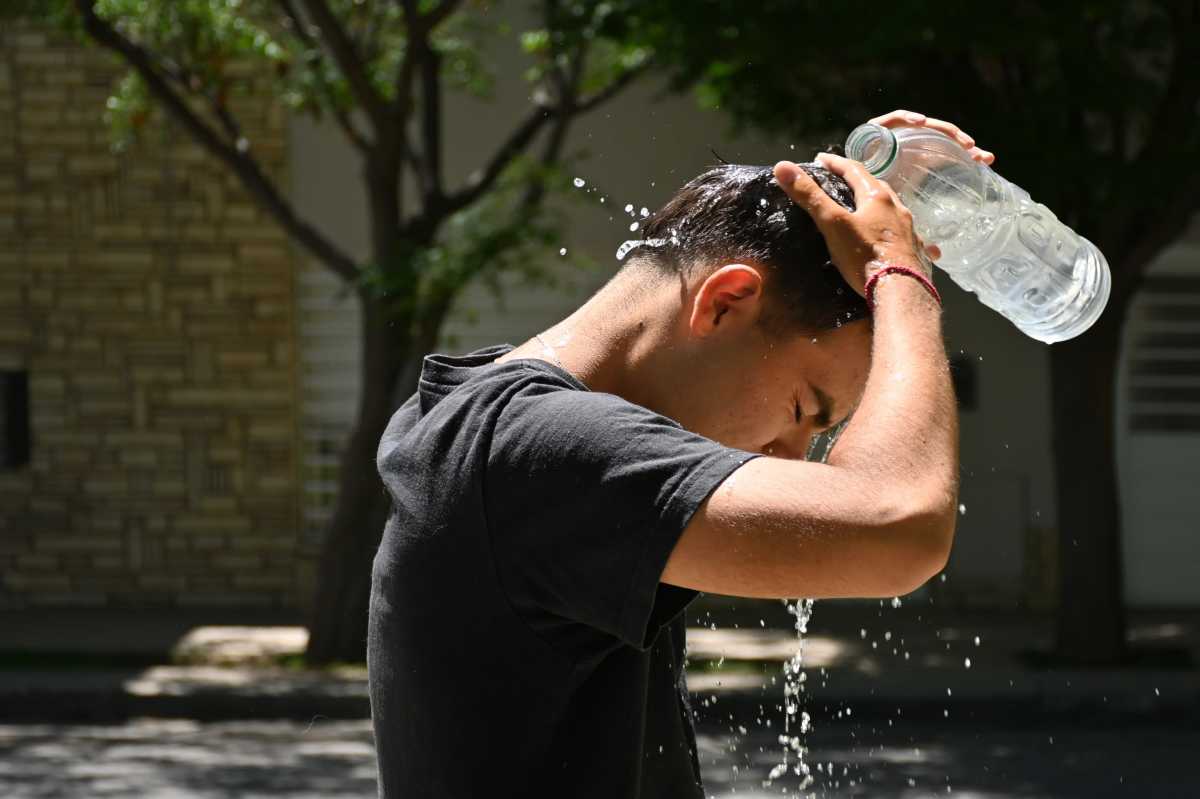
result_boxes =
[765,597,816,795]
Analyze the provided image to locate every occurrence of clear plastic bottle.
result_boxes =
[845,123,1110,343]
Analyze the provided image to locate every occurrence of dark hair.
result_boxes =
[627,162,869,334]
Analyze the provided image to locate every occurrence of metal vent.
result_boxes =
[1127,274,1200,433]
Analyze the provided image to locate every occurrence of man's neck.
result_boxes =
[500,266,675,413]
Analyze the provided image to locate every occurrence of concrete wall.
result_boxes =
[0,23,308,609]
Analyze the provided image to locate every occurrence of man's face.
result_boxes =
[672,318,872,459]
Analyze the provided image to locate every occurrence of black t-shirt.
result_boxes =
[367,343,760,798]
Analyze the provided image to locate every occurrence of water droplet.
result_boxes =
[974,636,981,646]
[964,657,972,669]
[958,503,967,515]
[629,221,639,232]
[624,203,634,213]
[559,247,567,256]
[891,596,902,608]
[640,206,649,217]
[572,177,585,188]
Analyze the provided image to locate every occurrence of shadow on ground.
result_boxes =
[2,716,1199,798]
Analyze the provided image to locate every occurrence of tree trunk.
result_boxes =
[1049,308,1128,664]
[304,294,441,664]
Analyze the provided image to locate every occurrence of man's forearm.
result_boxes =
[825,271,959,514]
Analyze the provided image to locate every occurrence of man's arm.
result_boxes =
[661,152,959,600]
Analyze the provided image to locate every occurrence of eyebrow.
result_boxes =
[811,384,835,430]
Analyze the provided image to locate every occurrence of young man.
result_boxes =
[368,110,991,798]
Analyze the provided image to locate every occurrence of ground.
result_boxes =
[2,717,1198,798]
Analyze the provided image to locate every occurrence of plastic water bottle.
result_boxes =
[845,123,1110,343]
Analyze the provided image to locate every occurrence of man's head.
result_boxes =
[631,162,869,334]
[622,162,872,458]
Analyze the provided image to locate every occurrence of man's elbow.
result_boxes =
[896,494,957,594]
[870,491,957,598]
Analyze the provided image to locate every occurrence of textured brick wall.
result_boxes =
[0,22,309,609]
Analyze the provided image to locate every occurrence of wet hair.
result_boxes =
[625,162,869,334]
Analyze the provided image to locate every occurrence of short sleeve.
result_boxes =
[484,374,760,650]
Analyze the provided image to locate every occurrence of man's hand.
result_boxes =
[773,154,924,298]
[869,109,994,165]
[773,109,991,297]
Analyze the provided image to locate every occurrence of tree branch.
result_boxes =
[436,61,647,221]
[416,37,442,202]
[575,63,647,113]
[424,0,466,31]
[438,101,555,218]
[396,0,457,206]
[299,0,388,131]
[74,0,359,283]
[275,0,373,152]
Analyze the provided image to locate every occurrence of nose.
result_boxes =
[761,431,813,460]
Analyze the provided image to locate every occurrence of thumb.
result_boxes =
[773,160,836,223]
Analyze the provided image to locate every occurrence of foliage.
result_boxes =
[596,0,1194,268]
[16,0,650,326]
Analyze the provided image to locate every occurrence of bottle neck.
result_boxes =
[845,123,898,177]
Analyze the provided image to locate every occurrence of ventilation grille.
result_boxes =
[1127,274,1200,433]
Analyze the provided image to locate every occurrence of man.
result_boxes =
[368,110,991,798]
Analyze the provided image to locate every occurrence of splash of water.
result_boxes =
[764,597,816,795]
[615,237,669,261]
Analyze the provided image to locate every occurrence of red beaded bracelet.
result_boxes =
[863,263,941,312]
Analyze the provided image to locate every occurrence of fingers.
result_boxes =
[970,147,996,165]
[773,160,841,222]
[916,235,942,261]
[869,109,926,127]
[921,116,975,149]
[813,152,883,207]
[869,108,992,160]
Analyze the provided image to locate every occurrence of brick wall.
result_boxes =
[0,22,310,609]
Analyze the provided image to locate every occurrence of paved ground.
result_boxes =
[2,716,1199,798]
[1,604,1197,796]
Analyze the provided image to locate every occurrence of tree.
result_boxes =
[613,0,1199,662]
[17,0,649,663]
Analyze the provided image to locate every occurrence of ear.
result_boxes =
[688,263,765,336]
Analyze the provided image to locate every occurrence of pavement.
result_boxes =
[1,602,1198,797]
[4,717,1200,798]
[0,601,1197,725]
